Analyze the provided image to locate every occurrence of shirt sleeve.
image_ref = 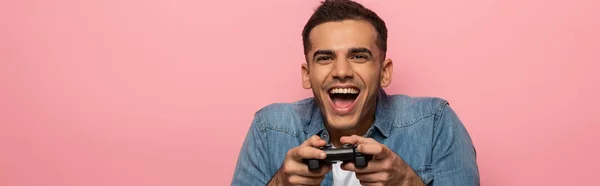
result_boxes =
[231,115,272,186]
[430,102,480,186]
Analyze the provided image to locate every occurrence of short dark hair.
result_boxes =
[302,0,388,58]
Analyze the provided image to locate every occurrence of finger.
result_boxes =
[286,174,326,185]
[340,161,377,174]
[289,146,326,161]
[340,135,378,145]
[340,156,396,173]
[301,135,327,147]
[339,135,360,145]
[285,161,332,177]
[359,180,385,186]
[355,171,391,183]
[357,143,389,160]
[299,164,332,177]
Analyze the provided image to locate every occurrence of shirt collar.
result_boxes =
[304,88,393,138]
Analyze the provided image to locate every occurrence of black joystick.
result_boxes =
[303,144,373,171]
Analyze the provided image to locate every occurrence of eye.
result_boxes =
[316,56,333,61]
[350,54,369,62]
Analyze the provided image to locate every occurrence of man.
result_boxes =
[231,0,480,185]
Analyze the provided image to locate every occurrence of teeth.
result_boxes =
[329,88,359,94]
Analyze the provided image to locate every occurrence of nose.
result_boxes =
[331,58,354,80]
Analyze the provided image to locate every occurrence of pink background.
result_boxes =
[1,0,599,185]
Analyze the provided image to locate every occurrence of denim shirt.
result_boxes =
[231,89,480,186]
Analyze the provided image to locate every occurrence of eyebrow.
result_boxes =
[312,47,373,59]
[313,50,334,59]
[348,47,372,57]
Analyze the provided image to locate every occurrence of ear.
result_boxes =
[380,58,393,87]
[301,63,312,89]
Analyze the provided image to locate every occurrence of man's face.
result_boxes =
[302,19,393,131]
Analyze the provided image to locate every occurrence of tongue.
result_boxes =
[332,97,354,108]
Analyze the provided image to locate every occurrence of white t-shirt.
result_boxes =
[330,145,362,186]
[332,161,362,186]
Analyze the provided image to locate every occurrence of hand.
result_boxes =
[340,135,425,186]
[268,135,332,186]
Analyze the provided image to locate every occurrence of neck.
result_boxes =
[326,107,376,148]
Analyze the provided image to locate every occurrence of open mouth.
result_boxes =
[328,87,360,112]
